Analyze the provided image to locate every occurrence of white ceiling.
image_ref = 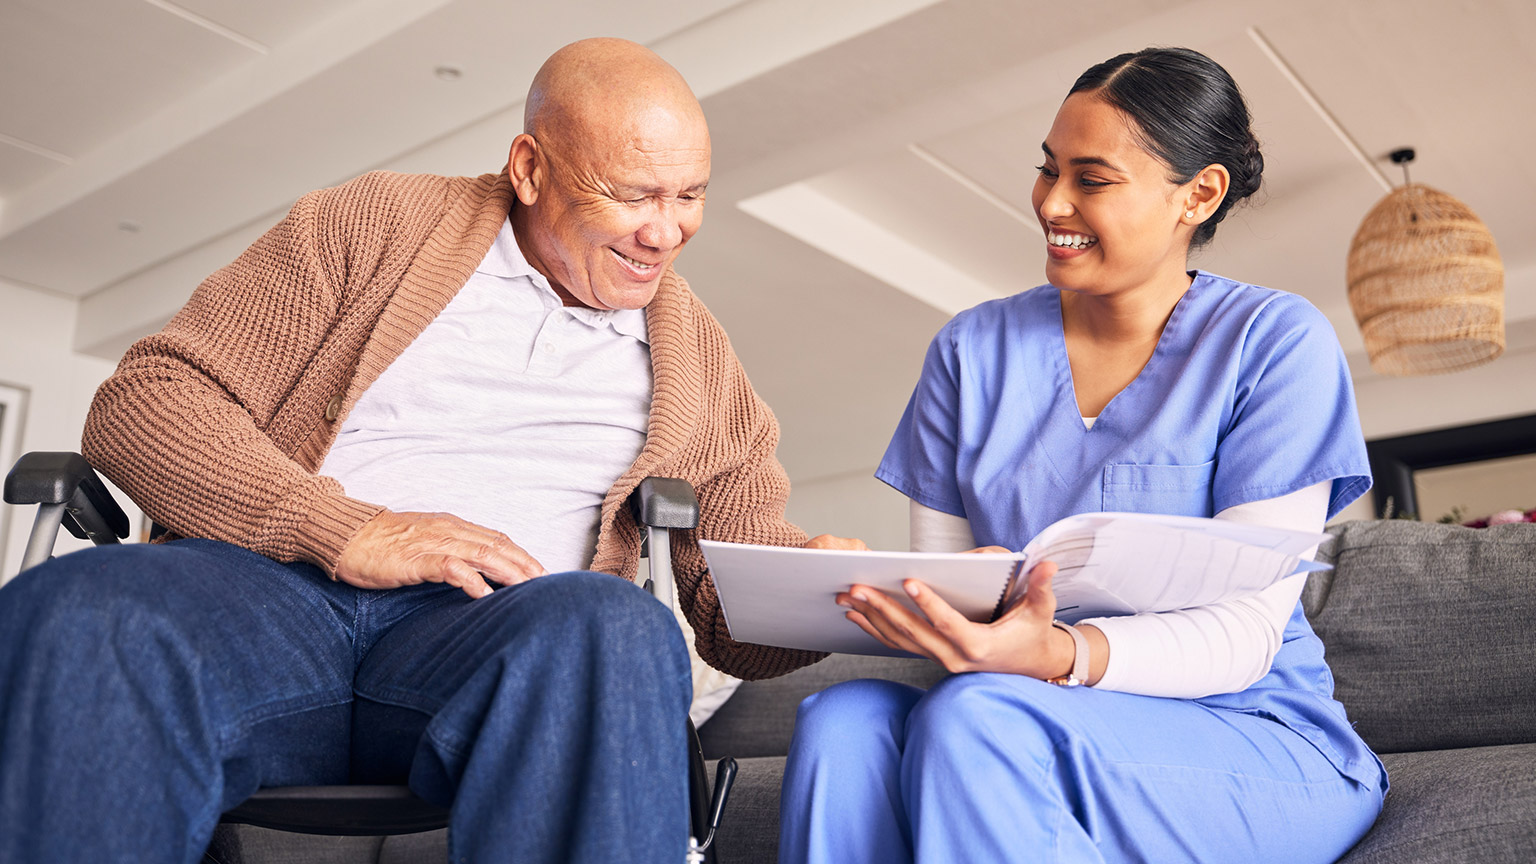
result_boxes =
[1,0,1532,487]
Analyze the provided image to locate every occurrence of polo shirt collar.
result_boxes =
[481,217,650,345]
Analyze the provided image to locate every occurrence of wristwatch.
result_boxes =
[1046,620,1089,687]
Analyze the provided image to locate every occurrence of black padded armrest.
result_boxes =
[632,477,700,530]
[4,451,131,541]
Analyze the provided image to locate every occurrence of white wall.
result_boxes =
[785,469,910,552]
[0,279,140,582]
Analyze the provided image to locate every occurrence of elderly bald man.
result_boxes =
[0,38,846,864]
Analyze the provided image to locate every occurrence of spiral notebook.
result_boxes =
[700,512,1329,657]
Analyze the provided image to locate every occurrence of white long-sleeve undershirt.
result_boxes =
[907,481,1330,699]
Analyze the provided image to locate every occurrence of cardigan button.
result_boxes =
[324,394,343,422]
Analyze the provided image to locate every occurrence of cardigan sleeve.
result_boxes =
[80,179,412,574]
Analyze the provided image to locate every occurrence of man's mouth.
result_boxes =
[1047,231,1097,250]
[611,249,659,271]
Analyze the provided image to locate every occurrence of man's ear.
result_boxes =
[508,133,541,206]
[1183,163,1230,223]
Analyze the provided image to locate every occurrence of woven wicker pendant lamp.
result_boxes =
[1346,148,1505,376]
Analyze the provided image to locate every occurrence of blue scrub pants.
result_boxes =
[780,675,1382,864]
[0,538,692,864]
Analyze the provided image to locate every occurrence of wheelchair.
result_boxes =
[4,451,736,863]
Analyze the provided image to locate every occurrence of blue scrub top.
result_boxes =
[877,271,1384,789]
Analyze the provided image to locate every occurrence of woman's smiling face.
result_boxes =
[1031,91,1198,298]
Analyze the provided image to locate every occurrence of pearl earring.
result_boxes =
[1185,210,1195,219]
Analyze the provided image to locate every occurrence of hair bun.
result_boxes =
[1231,135,1265,202]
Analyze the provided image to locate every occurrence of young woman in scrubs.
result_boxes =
[778,47,1387,864]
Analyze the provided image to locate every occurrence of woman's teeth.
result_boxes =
[1048,232,1097,249]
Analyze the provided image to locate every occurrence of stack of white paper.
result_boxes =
[701,512,1328,656]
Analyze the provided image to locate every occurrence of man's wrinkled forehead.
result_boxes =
[549,105,710,185]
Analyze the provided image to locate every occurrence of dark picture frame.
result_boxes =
[1365,413,1536,519]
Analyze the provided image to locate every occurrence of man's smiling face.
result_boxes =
[514,103,710,311]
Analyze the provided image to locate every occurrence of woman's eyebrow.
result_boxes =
[1040,142,1124,173]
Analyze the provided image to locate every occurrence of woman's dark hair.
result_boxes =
[1069,47,1263,247]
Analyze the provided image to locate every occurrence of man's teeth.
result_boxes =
[616,251,655,270]
[1048,232,1097,249]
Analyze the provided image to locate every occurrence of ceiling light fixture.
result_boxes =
[1346,148,1505,376]
[1250,26,1505,377]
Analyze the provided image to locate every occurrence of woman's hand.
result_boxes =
[838,560,1088,679]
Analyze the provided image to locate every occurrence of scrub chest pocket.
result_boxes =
[1102,461,1215,516]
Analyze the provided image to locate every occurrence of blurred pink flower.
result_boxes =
[1487,509,1528,526]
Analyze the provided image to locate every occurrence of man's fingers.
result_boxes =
[439,556,494,599]
[337,510,548,593]
[805,534,871,551]
[454,536,546,585]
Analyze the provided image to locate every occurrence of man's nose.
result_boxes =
[636,205,686,251]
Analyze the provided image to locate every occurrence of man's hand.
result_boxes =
[803,534,870,551]
[335,510,547,599]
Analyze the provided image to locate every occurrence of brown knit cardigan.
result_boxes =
[83,169,825,680]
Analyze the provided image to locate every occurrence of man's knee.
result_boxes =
[0,540,317,674]
[496,571,689,678]
[3,544,190,649]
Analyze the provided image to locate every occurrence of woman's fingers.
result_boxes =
[843,610,903,652]
[901,579,974,635]
[840,584,974,668]
[839,588,935,657]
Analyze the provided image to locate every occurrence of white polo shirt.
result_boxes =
[318,217,653,574]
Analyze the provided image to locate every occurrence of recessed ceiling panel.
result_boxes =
[173,0,364,47]
[0,0,745,294]
[0,146,66,199]
[808,146,1042,295]
[0,0,257,173]
[914,101,1058,222]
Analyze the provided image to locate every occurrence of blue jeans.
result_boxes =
[780,675,1383,864]
[0,538,692,864]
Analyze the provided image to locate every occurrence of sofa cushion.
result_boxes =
[698,654,945,760]
[1337,744,1536,864]
[710,755,786,864]
[204,826,391,864]
[1309,520,1536,753]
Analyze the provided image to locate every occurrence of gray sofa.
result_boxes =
[211,519,1536,863]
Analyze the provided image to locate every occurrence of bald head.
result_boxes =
[524,38,706,151]
[507,38,712,312]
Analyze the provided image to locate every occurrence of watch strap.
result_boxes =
[1046,620,1089,687]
